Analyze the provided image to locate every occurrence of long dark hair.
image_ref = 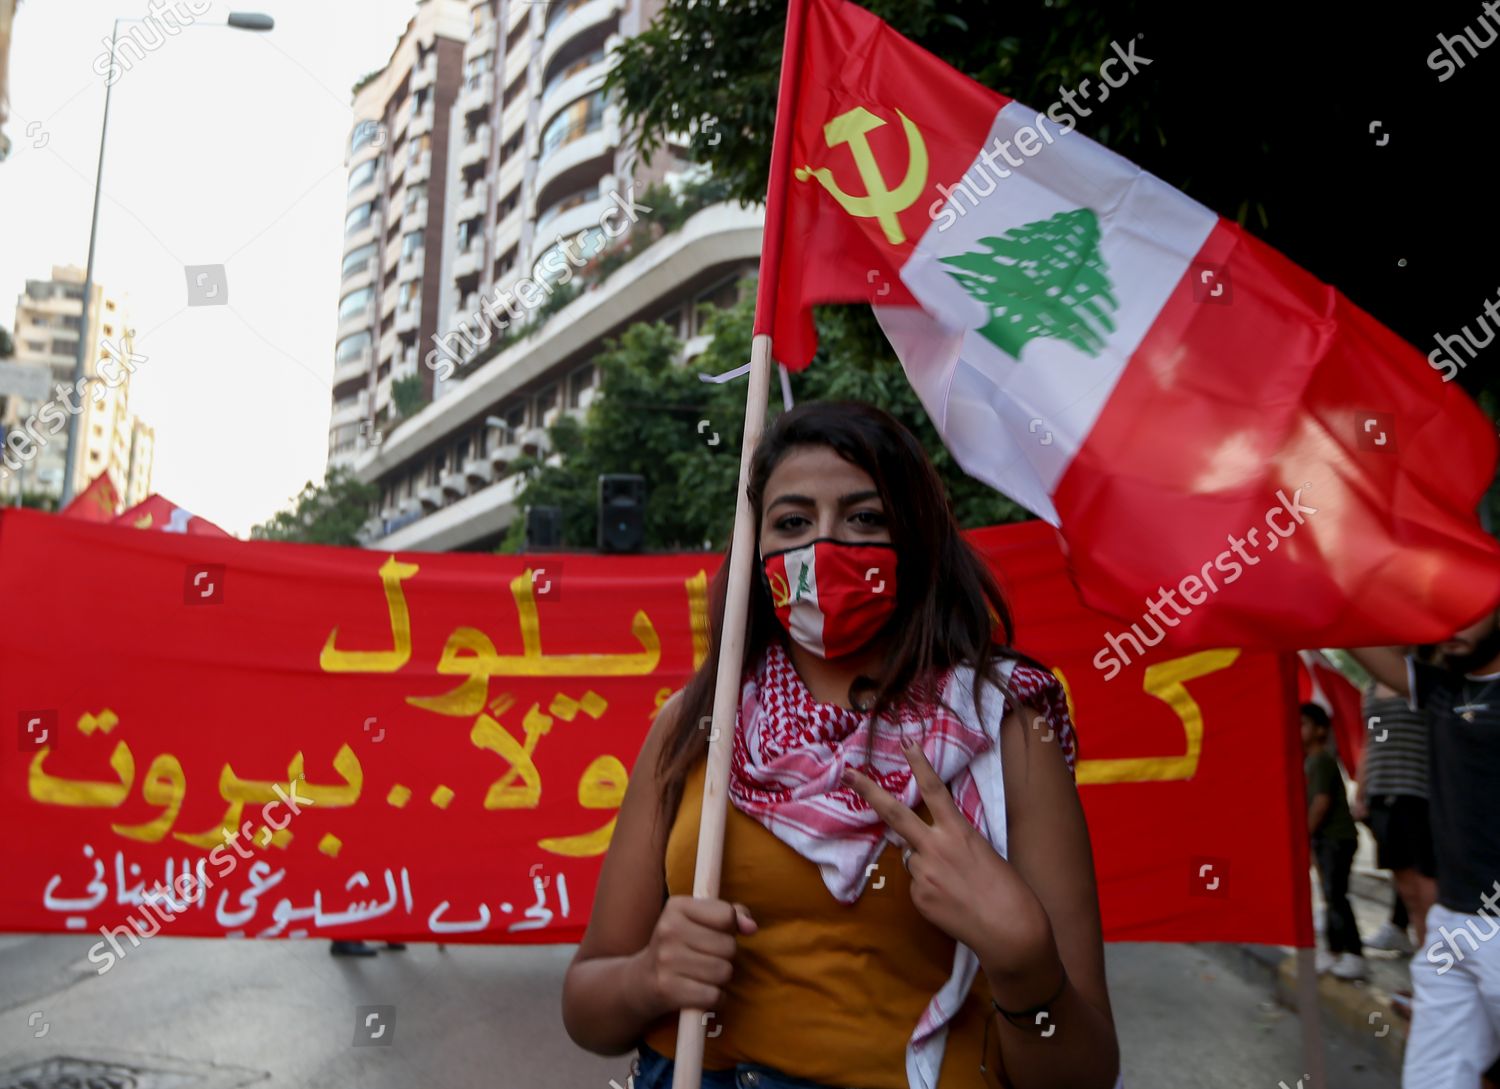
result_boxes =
[655,401,1018,825]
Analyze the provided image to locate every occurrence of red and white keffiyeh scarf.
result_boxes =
[728,640,1075,900]
[726,639,1079,1089]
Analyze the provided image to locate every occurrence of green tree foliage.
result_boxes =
[391,374,429,420]
[503,284,1025,552]
[0,326,14,359]
[252,467,380,546]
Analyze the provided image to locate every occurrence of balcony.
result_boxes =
[398,248,425,283]
[453,242,484,279]
[336,304,375,340]
[333,349,372,386]
[455,180,489,223]
[384,240,402,273]
[497,155,524,204]
[381,288,398,321]
[418,483,445,511]
[409,102,435,140]
[401,198,429,233]
[412,52,437,92]
[493,207,522,258]
[520,426,549,456]
[407,149,431,185]
[378,326,398,364]
[462,455,494,487]
[503,31,531,88]
[466,22,496,62]
[540,0,620,79]
[395,303,421,335]
[539,52,609,129]
[394,345,420,378]
[441,469,469,498]
[458,125,491,170]
[342,255,377,292]
[457,71,494,117]
[344,215,381,254]
[534,122,609,204]
[331,391,370,428]
[507,0,530,34]
[488,436,522,475]
[536,191,605,245]
[346,166,383,207]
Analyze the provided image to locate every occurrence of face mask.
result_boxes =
[761,538,898,659]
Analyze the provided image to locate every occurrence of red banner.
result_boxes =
[0,511,1310,965]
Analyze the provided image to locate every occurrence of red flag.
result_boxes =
[1297,651,1365,775]
[115,494,231,537]
[59,473,119,522]
[761,0,1500,650]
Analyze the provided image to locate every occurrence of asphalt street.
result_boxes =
[0,935,1397,1088]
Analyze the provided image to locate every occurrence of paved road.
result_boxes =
[0,935,1395,1088]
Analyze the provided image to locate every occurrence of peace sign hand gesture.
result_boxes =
[842,740,1058,983]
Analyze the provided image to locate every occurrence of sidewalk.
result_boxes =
[1253,824,1416,1071]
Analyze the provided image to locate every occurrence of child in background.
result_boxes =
[1301,702,1368,981]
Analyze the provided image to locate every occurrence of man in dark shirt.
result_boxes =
[1353,610,1500,1089]
[1302,703,1366,980]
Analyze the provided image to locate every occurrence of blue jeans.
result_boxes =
[632,1040,854,1089]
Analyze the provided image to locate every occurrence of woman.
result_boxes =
[562,402,1120,1088]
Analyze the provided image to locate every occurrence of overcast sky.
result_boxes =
[0,0,421,535]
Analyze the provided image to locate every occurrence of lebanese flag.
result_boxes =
[761,0,1500,649]
[59,472,120,522]
[1296,650,1365,773]
[115,493,232,537]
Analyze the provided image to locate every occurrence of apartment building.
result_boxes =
[345,0,764,552]
[329,0,472,468]
[1,264,153,506]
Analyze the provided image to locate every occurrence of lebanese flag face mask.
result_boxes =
[761,538,899,659]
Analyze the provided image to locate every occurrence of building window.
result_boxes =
[539,91,606,162]
[542,47,605,102]
[401,230,424,259]
[568,364,596,407]
[345,201,376,235]
[404,184,427,213]
[347,158,379,194]
[339,287,375,320]
[336,331,372,364]
[342,242,377,279]
[351,119,384,155]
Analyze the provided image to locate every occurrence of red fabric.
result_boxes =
[115,494,232,537]
[1054,219,1500,649]
[1,511,1306,946]
[59,473,119,522]
[761,0,1007,366]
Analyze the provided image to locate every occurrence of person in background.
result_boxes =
[1351,675,1437,951]
[1301,702,1368,981]
[330,940,407,957]
[1352,611,1500,1089]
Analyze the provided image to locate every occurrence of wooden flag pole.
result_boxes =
[670,0,809,1082]
[1279,653,1329,1089]
[670,335,774,1089]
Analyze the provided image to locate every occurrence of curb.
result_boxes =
[1209,942,1405,1071]
[1273,953,1406,1068]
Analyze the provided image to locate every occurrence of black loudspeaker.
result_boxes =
[524,505,562,549]
[597,474,645,553]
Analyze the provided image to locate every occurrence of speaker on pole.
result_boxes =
[597,474,645,553]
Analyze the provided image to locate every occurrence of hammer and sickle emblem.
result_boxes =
[794,106,928,245]
[768,571,792,609]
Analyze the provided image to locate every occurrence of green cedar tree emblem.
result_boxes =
[939,208,1117,360]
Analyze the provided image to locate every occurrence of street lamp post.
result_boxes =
[60,10,273,507]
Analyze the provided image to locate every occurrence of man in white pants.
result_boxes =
[1353,610,1500,1088]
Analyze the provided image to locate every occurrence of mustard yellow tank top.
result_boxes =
[641,756,1003,1088]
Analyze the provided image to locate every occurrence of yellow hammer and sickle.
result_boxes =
[767,571,792,609]
[794,105,928,246]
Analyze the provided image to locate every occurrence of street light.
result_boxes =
[61,10,274,506]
